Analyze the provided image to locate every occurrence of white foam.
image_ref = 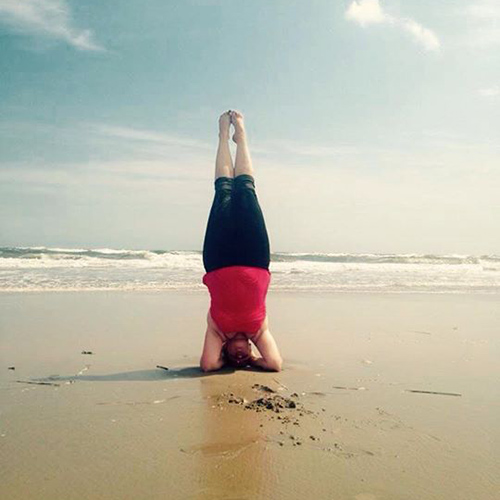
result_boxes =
[1,247,500,293]
[48,247,88,253]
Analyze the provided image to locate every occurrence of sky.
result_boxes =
[0,0,499,255]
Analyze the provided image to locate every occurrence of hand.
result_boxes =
[248,354,259,366]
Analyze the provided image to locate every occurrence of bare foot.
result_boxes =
[218,110,231,139]
[230,110,246,144]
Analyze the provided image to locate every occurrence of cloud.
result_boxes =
[345,0,440,52]
[0,0,103,51]
[478,87,500,97]
[89,124,361,172]
[93,124,212,151]
[254,139,358,160]
[467,0,500,19]
[400,19,440,52]
[91,124,357,162]
[345,0,387,26]
[462,0,500,48]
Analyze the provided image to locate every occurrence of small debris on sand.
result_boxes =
[156,365,169,371]
[76,365,90,376]
[81,351,94,355]
[252,384,276,393]
[405,389,462,397]
[16,380,60,387]
[223,388,313,427]
[332,386,366,391]
[8,366,15,371]
[228,395,245,404]
[244,395,299,413]
[218,385,351,452]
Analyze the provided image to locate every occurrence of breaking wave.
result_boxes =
[1,246,499,293]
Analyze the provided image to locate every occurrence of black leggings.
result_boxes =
[202,174,270,273]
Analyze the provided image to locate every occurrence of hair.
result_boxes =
[222,337,252,368]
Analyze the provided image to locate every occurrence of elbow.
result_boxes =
[200,358,221,373]
[200,363,213,373]
[199,360,212,372]
[268,358,283,372]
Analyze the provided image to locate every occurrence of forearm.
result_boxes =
[200,324,226,372]
[251,329,283,372]
[250,355,281,372]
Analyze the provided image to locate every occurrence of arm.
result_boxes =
[250,329,283,372]
[199,324,225,372]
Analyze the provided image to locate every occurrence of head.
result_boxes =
[223,333,252,368]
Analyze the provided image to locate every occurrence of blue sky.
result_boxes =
[0,0,499,254]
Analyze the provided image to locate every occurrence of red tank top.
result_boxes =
[202,266,271,336]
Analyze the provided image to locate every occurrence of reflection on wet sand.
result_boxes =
[194,374,271,500]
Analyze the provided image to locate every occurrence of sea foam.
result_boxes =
[1,246,499,293]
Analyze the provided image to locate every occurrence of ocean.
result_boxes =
[1,246,499,294]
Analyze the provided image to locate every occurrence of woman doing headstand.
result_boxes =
[200,110,282,372]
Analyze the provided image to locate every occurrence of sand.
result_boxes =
[0,291,499,500]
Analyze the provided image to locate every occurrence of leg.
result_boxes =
[203,112,238,272]
[215,111,234,180]
[230,110,255,178]
[228,112,269,268]
[232,175,271,270]
[203,176,237,273]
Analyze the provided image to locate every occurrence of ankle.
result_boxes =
[219,132,230,141]
[232,130,247,144]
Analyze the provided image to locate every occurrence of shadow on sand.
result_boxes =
[34,365,268,384]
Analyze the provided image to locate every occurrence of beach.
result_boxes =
[2,0,500,496]
[1,290,498,499]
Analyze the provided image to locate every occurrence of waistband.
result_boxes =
[214,174,255,191]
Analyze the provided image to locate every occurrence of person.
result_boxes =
[200,110,283,372]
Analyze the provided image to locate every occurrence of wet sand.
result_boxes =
[0,291,499,500]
